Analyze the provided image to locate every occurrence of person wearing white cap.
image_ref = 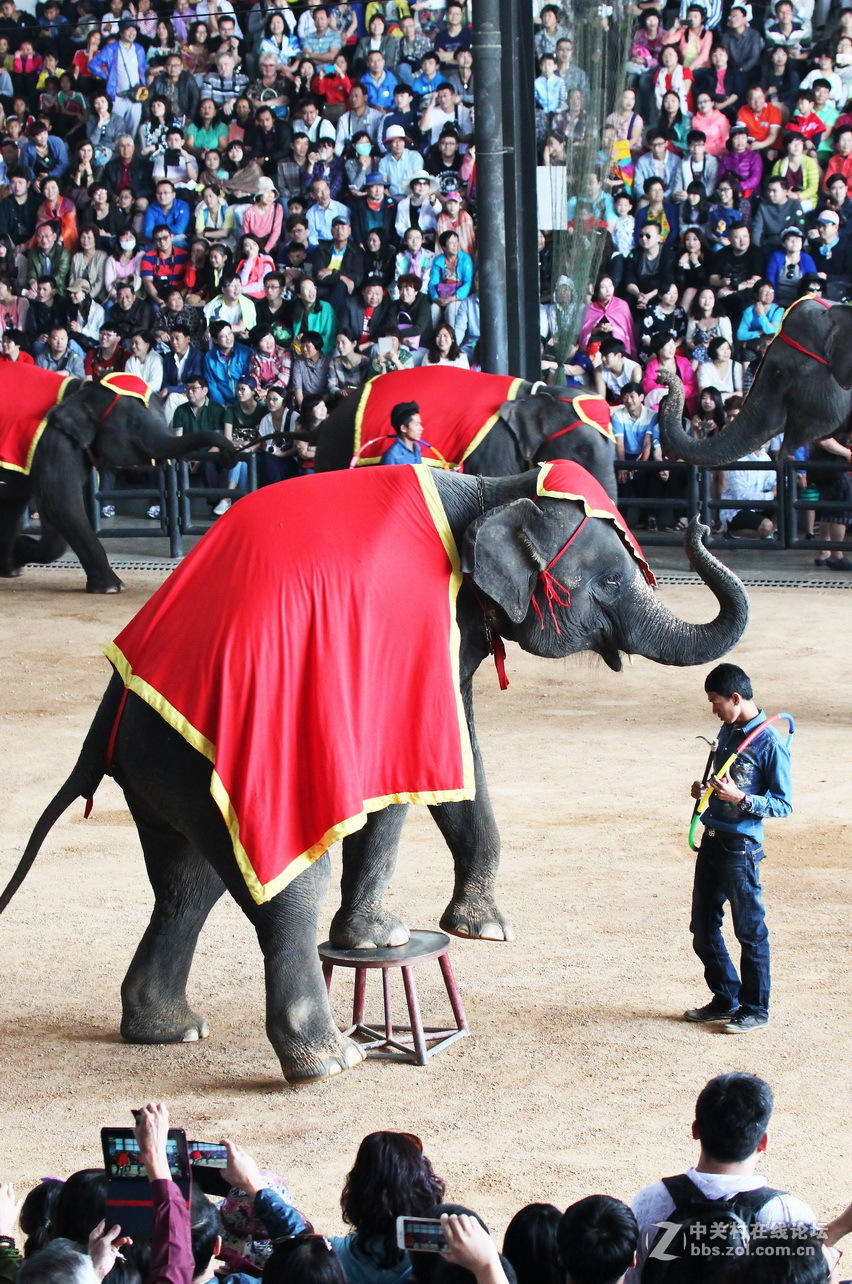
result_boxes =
[241,177,284,254]
[377,123,420,197]
[394,170,441,243]
[811,208,852,298]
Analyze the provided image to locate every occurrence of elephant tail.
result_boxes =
[0,674,124,914]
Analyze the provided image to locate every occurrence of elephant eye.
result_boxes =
[604,573,621,586]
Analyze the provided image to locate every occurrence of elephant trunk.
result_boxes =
[619,518,749,665]
[656,369,776,467]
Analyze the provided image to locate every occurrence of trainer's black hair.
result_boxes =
[557,1195,638,1284]
[502,1203,562,1284]
[704,664,753,701]
[694,1072,773,1163]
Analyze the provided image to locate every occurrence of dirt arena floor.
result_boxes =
[2,568,851,1242]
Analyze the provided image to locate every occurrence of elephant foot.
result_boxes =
[440,896,515,942]
[329,906,410,949]
[120,1003,210,1045]
[283,1033,366,1085]
[0,566,22,578]
[86,577,125,594]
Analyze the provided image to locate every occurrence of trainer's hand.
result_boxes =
[709,773,745,804]
[690,779,704,800]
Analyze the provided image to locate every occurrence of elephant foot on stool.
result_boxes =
[440,896,515,941]
[284,1034,366,1085]
[329,906,410,949]
[120,1001,210,1045]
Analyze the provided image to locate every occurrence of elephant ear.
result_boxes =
[825,306,852,390]
[461,498,553,623]
[47,383,97,449]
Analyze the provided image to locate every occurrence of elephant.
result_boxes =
[0,368,234,594]
[314,366,619,500]
[0,463,749,1084]
[656,298,852,467]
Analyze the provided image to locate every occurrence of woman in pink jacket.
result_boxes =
[578,275,638,356]
[234,234,276,299]
[692,90,731,157]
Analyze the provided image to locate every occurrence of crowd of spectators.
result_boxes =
[0,0,485,516]
[534,0,852,549]
[2,1076,852,1284]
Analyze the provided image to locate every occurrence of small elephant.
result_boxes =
[657,298,852,467]
[0,368,234,593]
[2,464,748,1084]
[314,366,619,499]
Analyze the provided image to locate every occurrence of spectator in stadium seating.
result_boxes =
[594,337,642,404]
[306,176,350,247]
[140,227,190,306]
[36,323,85,377]
[290,273,336,353]
[24,275,67,343]
[66,277,104,351]
[204,273,256,337]
[751,174,805,250]
[809,208,852,297]
[204,318,251,403]
[639,280,687,354]
[344,275,392,351]
[143,179,192,247]
[126,327,164,392]
[736,278,783,346]
[26,221,70,293]
[579,273,638,354]
[423,321,469,368]
[377,123,421,198]
[150,52,200,123]
[0,327,34,363]
[291,329,330,407]
[633,131,681,202]
[623,221,676,315]
[84,321,126,379]
[644,331,699,415]
[160,323,203,421]
[350,172,396,247]
[722,4,765,85]
[313,215,364,312]
[625,1073,817,1283]
[766,223,817,305]
[771,131,820,211]
[634,177,680,247]
[823,124,852,188]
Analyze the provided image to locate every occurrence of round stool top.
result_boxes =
[318,929,451,968]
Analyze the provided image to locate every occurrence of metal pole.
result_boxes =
[472,0,509,375]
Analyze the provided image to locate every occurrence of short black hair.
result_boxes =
[621,381,643,397]
[599,337,626,357]
[687,129,706,145]
[694,1072,773,1162]
[502,1203,562,1284]
[725,1229,829,1284]
[556,1196,638,1284]
[190,1186,221,1276]
[704,663,753,700]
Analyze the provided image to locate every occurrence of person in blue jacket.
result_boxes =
[381,401,423,464]
[87,20,149,136]
[685,663,792,1034]
[203,320,252,405]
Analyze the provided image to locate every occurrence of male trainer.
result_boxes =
[684,663,792,1033]
[382,400,423,464]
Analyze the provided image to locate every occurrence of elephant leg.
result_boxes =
[120,789,226,1044]
[329,804,411,948]
[429,728,514,942]
[0,496,27,577]
[27,478,123,593]
[249,856,366,1083]
[13,516,70,572]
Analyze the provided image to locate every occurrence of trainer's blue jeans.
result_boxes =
[690,830,770,1019]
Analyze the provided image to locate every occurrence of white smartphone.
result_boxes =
[377,336,394,355]
[396,1215,450,1253]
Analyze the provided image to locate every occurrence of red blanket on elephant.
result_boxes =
[0,365,73,474]
[105,466,474,905]
[352,367,524,467]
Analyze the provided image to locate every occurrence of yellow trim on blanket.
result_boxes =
[352,376,374,454]
[0,373,74,476]
[461,375,524,461]
[103,474,477,904]
[536,461,656,586]
[571,394,616,442]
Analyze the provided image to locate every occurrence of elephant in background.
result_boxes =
[2,467,749,1084]
[657,299,852,467]
[0,376,233,593]
[315,368,619,499]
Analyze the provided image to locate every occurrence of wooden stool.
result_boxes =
[317,930,468,1066]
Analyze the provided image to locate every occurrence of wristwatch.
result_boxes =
[739,794,753,812]
[0,1237,16,1248]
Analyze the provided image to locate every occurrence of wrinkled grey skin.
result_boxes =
[0,380,233,593]
[1,471,749,1084]
[656,300,852,466]
[315,375,619,500]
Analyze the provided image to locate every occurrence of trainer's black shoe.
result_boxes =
[683,1001,738,1024]
[722,1009,768,1033]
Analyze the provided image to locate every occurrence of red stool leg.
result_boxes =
[353,967,367,1026]
[402,965,428,1065]
[322,960,333,994]
[382,966,393,1044]
[438,952,468,1031]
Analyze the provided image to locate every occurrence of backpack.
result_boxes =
[640,1174,786,1284]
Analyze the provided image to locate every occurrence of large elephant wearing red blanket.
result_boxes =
[2,463,748,1083]
[314,367,619,497]
[0,367,232,593]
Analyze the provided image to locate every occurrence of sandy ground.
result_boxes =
[1,568,852,1243]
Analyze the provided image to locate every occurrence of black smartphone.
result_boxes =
[101,1127,190,1238]
[187,1140,230,1195]
[165,147,180,167]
